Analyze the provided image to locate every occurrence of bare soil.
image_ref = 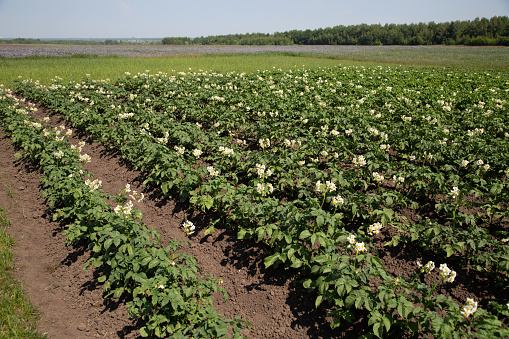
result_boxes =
[0,99,506,338]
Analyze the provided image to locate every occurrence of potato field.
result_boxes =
[1,64,508,338]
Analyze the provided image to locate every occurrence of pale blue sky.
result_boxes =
[0,0,508,39]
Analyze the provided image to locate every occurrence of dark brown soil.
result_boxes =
[0,99,507,338]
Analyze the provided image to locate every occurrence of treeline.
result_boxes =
[162,33,292,46]
[162,16,509,46]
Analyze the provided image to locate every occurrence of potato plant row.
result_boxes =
[10,65,509,337]
[0,90,249,338]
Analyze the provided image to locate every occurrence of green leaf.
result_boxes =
[256,227,265,241]
[345,294,356,307]
[302,279,312,289]
[316,215,324,227]
[315,295,323,308]
[382,316,391,332]
[385,195,393,206]
[113,287,124,298]
[445,244,454,257]
[141,256,152,266]
[312,254,329,263]
[148,258,160,269]
[104,238,113,250]
[139,327,149,337]
[161,181,170,194]
[97,275,107,283]
[290,258,302,268]
[373,322,382,338]
[387,298,397,309]
[204,225,215,236]
[385,235,399,247]
[299,230,311,239]
[203,195,214,210]
[264,253,280,268]
[310,233,317,246]
[355,296,363,308]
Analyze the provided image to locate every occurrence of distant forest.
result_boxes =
[162,16,509,46]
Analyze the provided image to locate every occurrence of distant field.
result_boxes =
[0,44,508,88]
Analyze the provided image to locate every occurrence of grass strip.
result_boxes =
[0,206,47,339]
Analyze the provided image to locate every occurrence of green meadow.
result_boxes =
[0,54,350,88]
[1,45,508,88]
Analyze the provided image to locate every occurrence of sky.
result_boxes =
[0,0,508,39]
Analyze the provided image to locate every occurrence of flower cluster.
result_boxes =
[393,175,405,183]
[174,146,185,155]
[476,160,490,171]
[462,298,478,317]
[367,222,383,236]
[113,183,144,218]
[156,131,169,144]
[255,164,272,179]
[316,125,329,137]
[332,195,344,207]
[315,180,336,193]
[123,183,144,202]
[182,220,196,235]
[346,234,366,254]
[219,146,234,157]
[346,234,356,248]
[54,150,64,158]
[259,138,271,149]
[70,141,86,153]
[354,242,367,254]
[256,182,274,196]
[79,153,91,163]
[192,149,202,158]
[53,125,72,140]
[449,186,460,199]
[368,127,379,136]
[29,121,42,129]
[118,112,134,119]
[352,155,367,167]
[417,260,435,274]
[207,166,219,177]
[439,263,457,283]
[210,95,225,102]
[114,200,134,216]
[372,172,384,184]
[85,178,102,192]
